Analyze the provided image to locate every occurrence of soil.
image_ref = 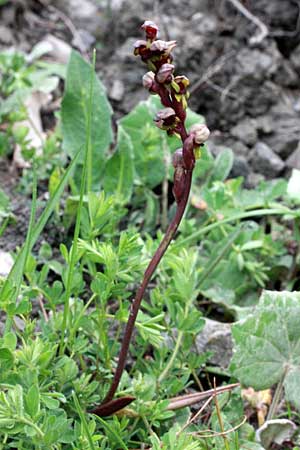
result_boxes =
[0,0,300,245]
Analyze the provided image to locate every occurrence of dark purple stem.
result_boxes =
[102,169,193,405]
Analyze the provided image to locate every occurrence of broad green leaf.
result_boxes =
[103,126,134,202]
[230,290,300,410]
[61,50,113,183]
[211,148,234,182]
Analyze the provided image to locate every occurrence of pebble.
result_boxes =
[251,141,285,177]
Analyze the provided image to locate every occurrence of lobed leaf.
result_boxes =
[230,290,300,410]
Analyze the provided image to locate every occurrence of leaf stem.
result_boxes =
[73,392,96,450]
[158,330,183,383]
[267,370,286,420]
[213,379,230,450]
[19,416,44,439]
[176,207,296,248]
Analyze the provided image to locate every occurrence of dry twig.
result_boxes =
[226,0,269,45]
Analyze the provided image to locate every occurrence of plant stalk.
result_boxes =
[102,169,193,404]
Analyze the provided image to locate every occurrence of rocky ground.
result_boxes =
[1,0,300,185]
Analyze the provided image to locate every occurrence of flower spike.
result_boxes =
[92,20,211,417]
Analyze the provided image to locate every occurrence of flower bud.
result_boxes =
[189,123,210,144]
[150,40,177,55]
[133,40,148,57]
[156,63,174,84]
[143,71,155,90]
[173,166,186,204]
[172,148,184,168]
[141,20,159,40]
[154,108,177,130]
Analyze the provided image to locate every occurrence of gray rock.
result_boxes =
[246,172,266,188]
[253,115,274,135]
[236,46,280,81]
[0,25,14,45]
[252,0,300,31]
[251,141,285,177]
[231,118,257,146]
[192,13,218,34]
[115,38,137,63]
[229,140,249,157]
[275,60,299,88]
[72,29,96,52]
[286,142,300,170]
[230,156,250,178]
[263,104,300,158]
[193,319,233,369]
[54,0,100,35]
[109,79,125,102]
[291,42,300,74]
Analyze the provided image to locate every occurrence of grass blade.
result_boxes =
[0,149,81,302]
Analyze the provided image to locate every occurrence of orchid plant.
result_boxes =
[91,20,210,417]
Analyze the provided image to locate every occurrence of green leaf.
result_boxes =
[120,100,164,188]
[25,385,40,418]
[0,348,14,370]
[211,148,234,182]
[230,290,300,410]
[103,126,134,202]
[61,50,113,183]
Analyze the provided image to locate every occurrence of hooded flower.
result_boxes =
[154,108,178,131]
[141,20,159,40]
[189,123,210,145]
[156,63,174,84]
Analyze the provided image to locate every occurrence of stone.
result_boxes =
[286,142,300,170]
[54,0,100,35]
[228,140,249,157]
[275,60,298,88]
[246,172,266,188]
[230,155,250,179]
[291,43,300,74]
[254,115,274,135]
[0,25,14,45]
[263,104,300,158]
[115,38,137,63]
[0,251,14,277]
[193,319,233,369]
[109,79,125,102]
[235,45,280,81]
[231,118,257,146]
[251,141,285,177]
[72,29,96,52]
